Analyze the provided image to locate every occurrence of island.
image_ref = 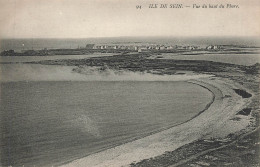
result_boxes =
[20,50,259,167]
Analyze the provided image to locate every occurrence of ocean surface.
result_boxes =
[0,53,116,63]
[0,81,212,167]
[1,37,260,52]
[160,53,260,66]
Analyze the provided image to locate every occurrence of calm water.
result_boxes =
[0,81,212,167]
[162,53,260,66]
[1,37,259,51]
[0,53,116,63]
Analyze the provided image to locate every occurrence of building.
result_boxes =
[86,44,95,49]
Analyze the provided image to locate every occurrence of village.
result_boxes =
[90,44,222,52]
[0,43,223,56]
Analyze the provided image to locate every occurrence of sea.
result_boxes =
[0,37,259,167]
[1,36,260,52]
[0,79,212,167]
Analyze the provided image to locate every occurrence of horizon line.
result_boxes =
[1,35,260,40]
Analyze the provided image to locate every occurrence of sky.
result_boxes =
[0,0,259,38]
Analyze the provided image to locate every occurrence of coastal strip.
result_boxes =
[169,126,260,167]
[60,76,252,167]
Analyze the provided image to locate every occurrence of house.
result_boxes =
[86,44,95,49]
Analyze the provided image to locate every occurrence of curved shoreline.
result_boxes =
[141,78,257,167]
[57,80,215,167]
[61,77,246,167]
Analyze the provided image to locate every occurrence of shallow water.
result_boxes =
[0,53,115,63]
[0,81,212,167]
[161,53,260,66]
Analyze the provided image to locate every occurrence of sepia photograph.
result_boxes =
[0,0,259,166]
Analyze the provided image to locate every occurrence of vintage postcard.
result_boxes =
[0,0,259,167]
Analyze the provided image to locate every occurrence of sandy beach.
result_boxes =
[60,75,256,167]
